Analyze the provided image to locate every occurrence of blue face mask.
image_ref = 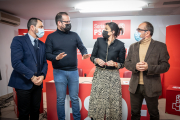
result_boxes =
[36,28,44,38]
[134,31,143,42]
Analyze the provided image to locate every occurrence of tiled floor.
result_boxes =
[0,118,17,120]
[0,93,180,120]
[158,98,180,120]
[0,101,17,119]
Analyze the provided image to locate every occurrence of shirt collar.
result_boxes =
[139,37,151,44]
[28,33,37,46]
[106,38,116,45]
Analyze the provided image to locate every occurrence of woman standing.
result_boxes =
[88,22,126,120]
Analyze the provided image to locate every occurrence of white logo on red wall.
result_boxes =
[93,20,111,39]
[141,99,148,117]
[172,94,180,111]
[112,20,131,39]
[93,20,131,39]
[172,86,180,89]
[65,95,128,120]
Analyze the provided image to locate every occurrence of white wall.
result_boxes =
[45,15,180,51]
[0,18,28,96]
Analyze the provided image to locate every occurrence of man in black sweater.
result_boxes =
[45,12,89,120]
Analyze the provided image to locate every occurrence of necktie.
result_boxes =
[34,39,38,49]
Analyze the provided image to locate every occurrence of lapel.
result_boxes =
[24,34,37,63]
[38,40,43,65]
[144,39,156,62]
[135,42,140,62]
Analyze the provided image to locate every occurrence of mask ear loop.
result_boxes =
[144,30,148,37]
[58,21,61,26]
[59,21,66,32]
[60,21,65,26]
[59,21,65,28]
[33,25,37,35]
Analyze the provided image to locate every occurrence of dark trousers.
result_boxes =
[15,85,42,120]
[130,84,159,120]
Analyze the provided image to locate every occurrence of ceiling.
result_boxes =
[0,0,180,20]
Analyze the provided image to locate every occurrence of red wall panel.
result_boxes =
[164,24,180,97]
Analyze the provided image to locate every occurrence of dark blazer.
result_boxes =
[8,34,48,90]
[125,39,170,97]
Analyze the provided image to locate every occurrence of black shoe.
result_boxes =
[91,118,93,120]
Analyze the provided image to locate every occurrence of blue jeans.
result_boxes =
[53,69,81,120]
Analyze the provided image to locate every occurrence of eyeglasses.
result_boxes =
[136,28,148,32]
[61,21,71,23]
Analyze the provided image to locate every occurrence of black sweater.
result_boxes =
[45,29,88,71]
[90,37,126,69]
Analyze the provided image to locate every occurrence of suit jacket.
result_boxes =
[125,39,170,97]
[8,34,48,90]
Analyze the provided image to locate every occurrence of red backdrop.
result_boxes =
[163,24,180,98]
[93,20,131,39]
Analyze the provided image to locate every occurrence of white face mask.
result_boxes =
[35,28,44,38]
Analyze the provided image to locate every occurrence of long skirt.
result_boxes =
[88,67,122,120]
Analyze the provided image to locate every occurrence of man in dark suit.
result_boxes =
[8,18,48,120]
[125,21,170,120]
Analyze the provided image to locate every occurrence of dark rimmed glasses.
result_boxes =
[61,21,71,23]
[136,28,148,32]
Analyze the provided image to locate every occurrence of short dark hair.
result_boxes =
[27,18,42,31]
[143,21,154,36]
[105,22,123,37]
[55,12,68,25]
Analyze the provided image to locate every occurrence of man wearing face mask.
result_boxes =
[45,12,89,120]
[125,22,170,120]
[8,18,48,120]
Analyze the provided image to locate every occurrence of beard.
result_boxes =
[60,24,71,33]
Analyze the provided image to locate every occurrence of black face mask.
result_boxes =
[102,30,110,39]
[61,23,71,33]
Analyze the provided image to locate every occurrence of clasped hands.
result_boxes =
[31,75,44,86]
[136,61,148,71]
[56,52,90,60]
[96,58,117,67]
